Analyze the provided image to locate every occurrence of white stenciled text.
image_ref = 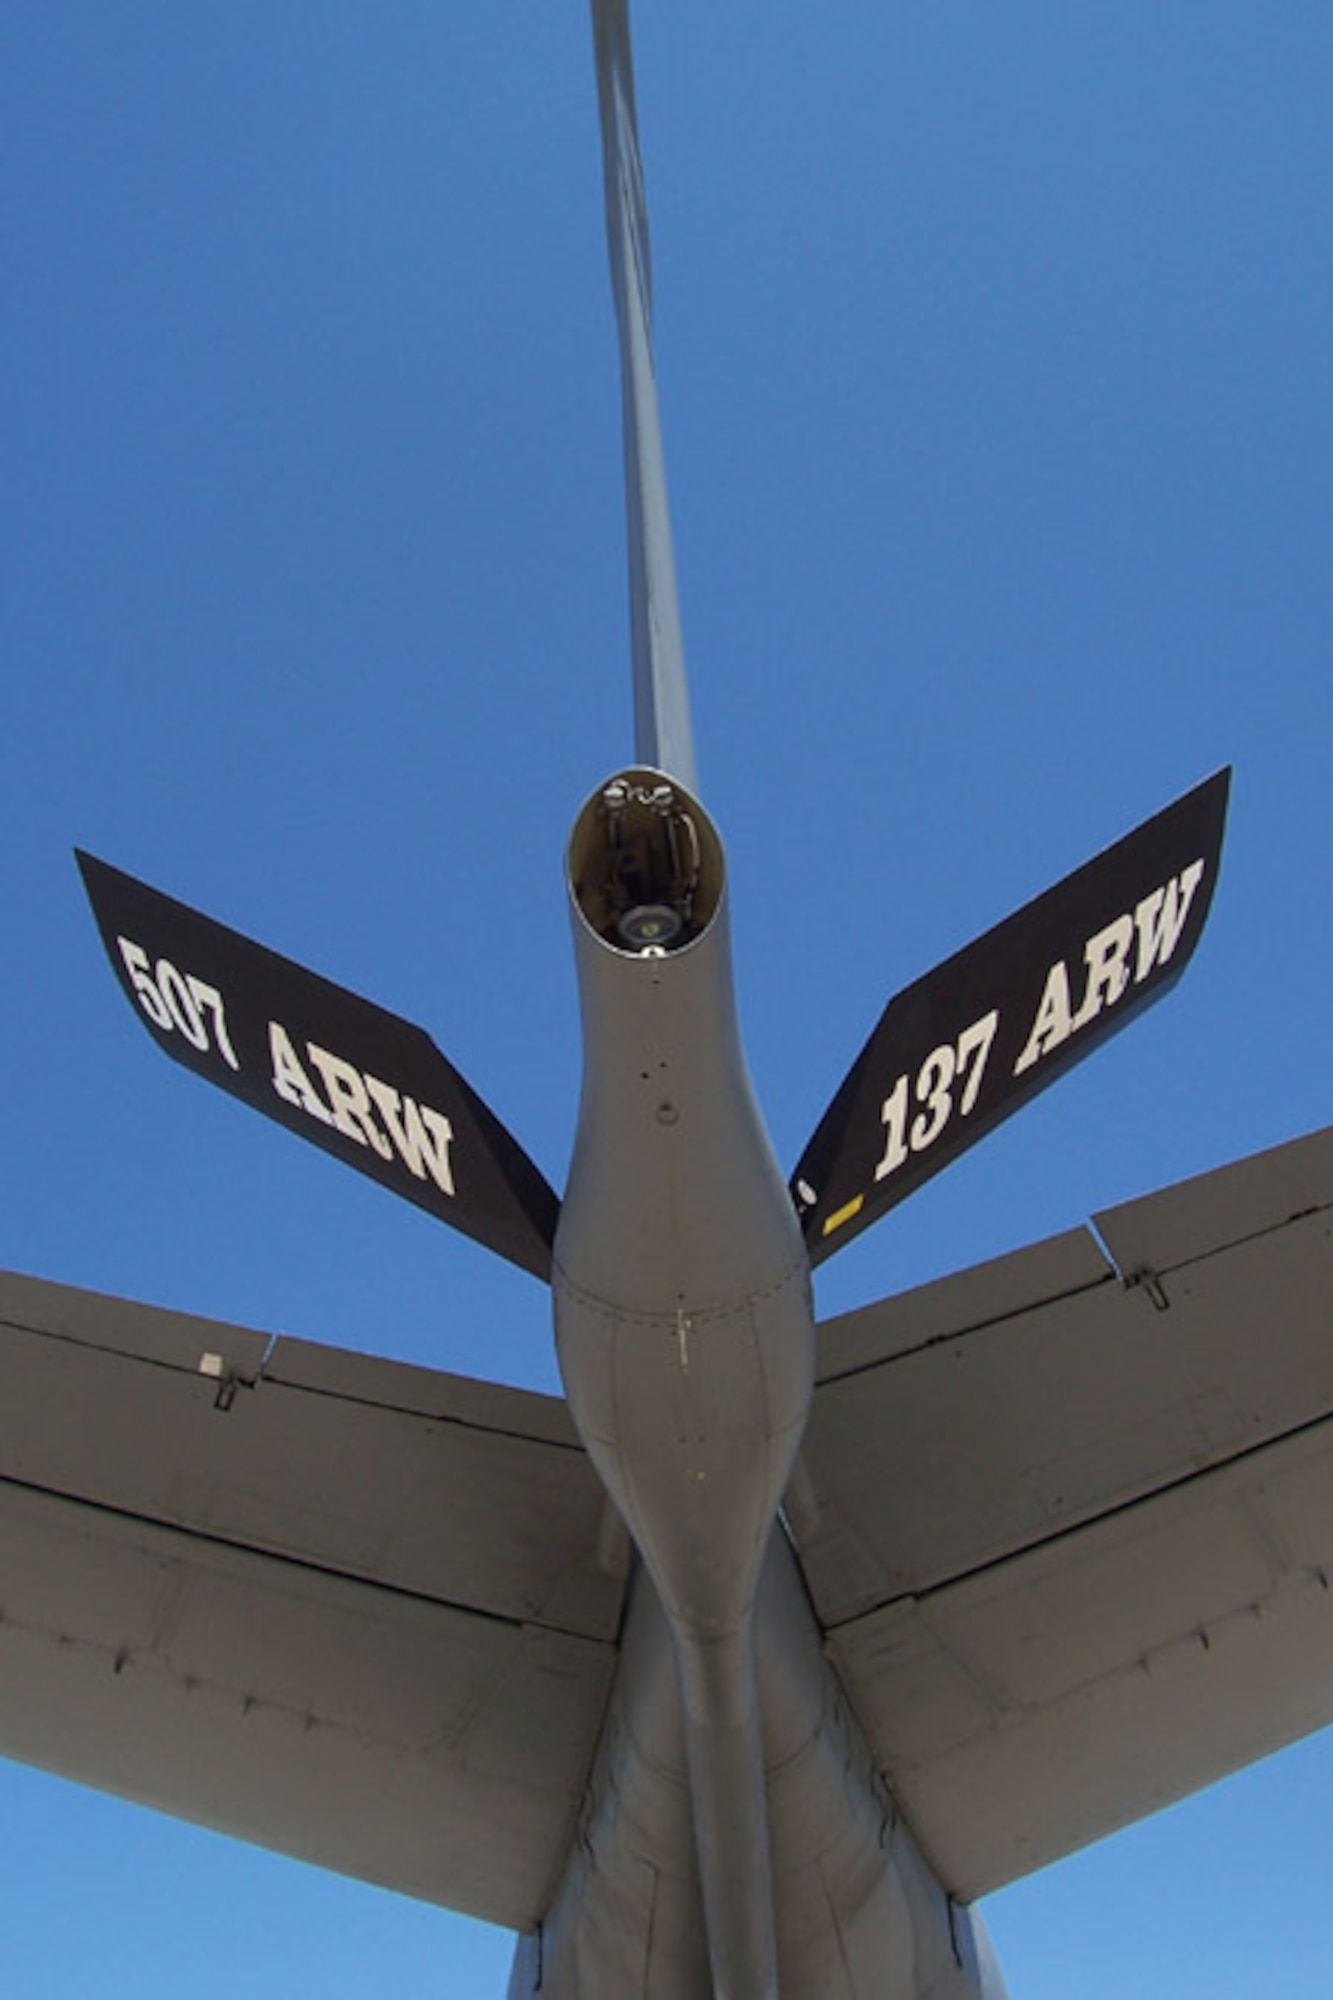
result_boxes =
[875,1008,999,1182]
[1012,859,1205,1076]
[268,1023,456,1197]
[116,937,240,1070]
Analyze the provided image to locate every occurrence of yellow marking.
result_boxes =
[822,1194,865,1237]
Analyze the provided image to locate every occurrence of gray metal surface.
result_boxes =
[0,1270,624,1636]
[590,0,696,792]
[0,1270,622,1926]
[529,1532,1004,2000]
[798,1125,1333,1897]
[1094,1119,1333,1273]
[829,1412,1333,1899]
[555,773,812,1999]
[0,1482,614,1927]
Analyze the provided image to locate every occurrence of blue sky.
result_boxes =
[3,4,1331,1993]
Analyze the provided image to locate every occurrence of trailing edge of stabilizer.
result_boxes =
[791,769,1231,1265]
[76,852,559,1279]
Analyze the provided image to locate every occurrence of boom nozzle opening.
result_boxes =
[569,770,724,955]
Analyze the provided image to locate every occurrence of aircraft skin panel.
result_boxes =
[523,1533,1006,2000]
[812,1226,1111,1386]
[0,1480,615,1929]
[0,1269,624,1640]
[261,1330,580,1445]
[802,1126,1333,1623]
[796,1124,1333,1897]
[0,1270,624,1928]
[827,1413,1333,1900]
[1093,1118,1333,1276]
[0,1264,274,1376]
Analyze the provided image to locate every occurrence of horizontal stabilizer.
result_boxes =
[792,769,1230,1263]
[798,1124,1333,1895]
[76,853,559,1279]
[0,1267,620,1922]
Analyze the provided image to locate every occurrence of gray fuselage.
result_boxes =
[519,772,1008,2000]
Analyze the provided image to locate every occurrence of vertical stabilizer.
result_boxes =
[590,0,698,794]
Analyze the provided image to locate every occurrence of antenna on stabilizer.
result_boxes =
[590,0,699,796]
